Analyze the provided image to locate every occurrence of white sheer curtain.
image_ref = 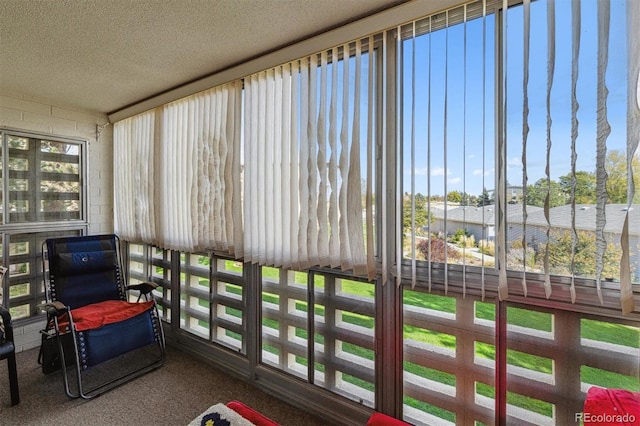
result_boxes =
[114,82,243,253]
[243,40,375,278]
[114,109,157,244]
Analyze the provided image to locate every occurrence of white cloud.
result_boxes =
[413,167,430,176]
[431,167,450,177]
[472,168,493,177]
[507,156,521,168]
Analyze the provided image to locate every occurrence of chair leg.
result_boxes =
[7,352,19,405]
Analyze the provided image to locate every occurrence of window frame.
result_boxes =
[0,128,88,321]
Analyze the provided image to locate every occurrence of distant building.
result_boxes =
[429,203,640,279]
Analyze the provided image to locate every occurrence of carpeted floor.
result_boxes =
[0,345,325,426]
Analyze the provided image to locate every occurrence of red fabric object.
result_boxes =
[226,400,280,426]
[583,386,640,426]
[366,412,412,426]
[58,300,155,332]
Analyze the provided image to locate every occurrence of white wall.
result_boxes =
[0,90,113,351]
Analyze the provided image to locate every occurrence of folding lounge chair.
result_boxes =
[41,234,165,399]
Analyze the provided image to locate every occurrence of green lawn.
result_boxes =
[201,261,639,421]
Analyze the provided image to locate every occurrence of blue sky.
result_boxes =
[401,0,629,198]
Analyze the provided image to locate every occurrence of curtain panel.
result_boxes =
[242,40,376,279]
[113,109,157,244]
[114,82,243,254]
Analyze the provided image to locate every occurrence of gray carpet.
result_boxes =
[0,346,326,426]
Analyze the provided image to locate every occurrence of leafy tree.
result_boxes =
[415,193,428,206]
[447,190,473,206]
[447,190,463,204]
[559,171,597,204]
[524,178,566,208]
[606,149,640,204]
[537,230,623,280]
[403,193,432,231]
[477,188,494,206]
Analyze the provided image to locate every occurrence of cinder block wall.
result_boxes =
[0,89,113,350]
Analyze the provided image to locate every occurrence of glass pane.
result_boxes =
[315,276,375,407]
[503,0,638,283]
[404,290,493,425]
[7,135,28,150]
[41,160,79,174]
[401,5,496,270]
[3,134,84,224]
[212,279,244,352]
[261,268,309,380]
[7,229,83,319]
[40,140,79,155]
[580,318,640,392]
[8,158,28,171]
[181,253,210,340]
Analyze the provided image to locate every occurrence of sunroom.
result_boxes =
[1,0,639,425]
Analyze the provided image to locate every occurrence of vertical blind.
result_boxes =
[401,0,638,312]
[243,39,376,278]
[623,0,640,313]
[114,82,243,253]
[115,42,376,279]
[113,109,157,243]
[113,0,637,312]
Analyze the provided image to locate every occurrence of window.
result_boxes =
[1,133,84,223]
[401,0,639,295]
[117,1,639,425]
[399,1,639,424]
[0,129,87,320]
[128,243,172,322]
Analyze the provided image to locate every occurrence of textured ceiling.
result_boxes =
[1,0,415,115]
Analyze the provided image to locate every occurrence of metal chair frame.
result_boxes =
[41,234,165,399]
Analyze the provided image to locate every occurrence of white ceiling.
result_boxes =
[1,0,418,115]
[2,0,468,118]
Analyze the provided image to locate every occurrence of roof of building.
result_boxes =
[431,203,640,235]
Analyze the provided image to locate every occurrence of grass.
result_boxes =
[188,260,640,422]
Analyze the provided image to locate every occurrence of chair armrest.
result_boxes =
[40,301,68,316]
[0,306,14,341]
[126,281,158,295]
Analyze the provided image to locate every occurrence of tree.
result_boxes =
[447,190,463,204]
[559,171,597,204]
[447,190,473,206]
[605,149,640,204]
[403,193,432,231]
[524,178,566,208]
[477,188,494,206]
[537,230,623,280]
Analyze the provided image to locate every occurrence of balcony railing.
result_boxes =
[124,243,640,425]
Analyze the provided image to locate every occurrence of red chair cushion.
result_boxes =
[227,400,280,426]
[58,300,155,332]
[583,386,640,426]
[366,412,412,426]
